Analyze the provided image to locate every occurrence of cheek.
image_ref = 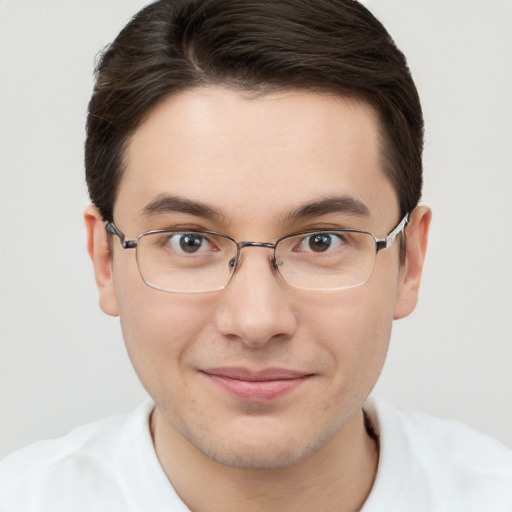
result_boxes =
[343,275,398,383]
[303,279,396,394]
[113,263,214,395]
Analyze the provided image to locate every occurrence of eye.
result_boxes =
[298,232,345,253]
[167,233,214,254]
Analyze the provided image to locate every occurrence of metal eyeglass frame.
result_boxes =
[105,212,410,292]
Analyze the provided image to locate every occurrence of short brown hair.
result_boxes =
[86,0,423,229]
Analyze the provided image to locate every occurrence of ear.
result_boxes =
[84,205,119,317]
[393,206,432,320]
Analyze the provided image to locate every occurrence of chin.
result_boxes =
[189,420,341,470]
[202,441,314,470]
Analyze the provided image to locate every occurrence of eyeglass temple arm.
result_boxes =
[375,213,410,251]
[105,222,137,249]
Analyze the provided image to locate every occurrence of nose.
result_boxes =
[214,248,298,348]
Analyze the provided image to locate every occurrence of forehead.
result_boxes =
[116,87,398,232]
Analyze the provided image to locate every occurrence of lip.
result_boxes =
[201,367,313,402]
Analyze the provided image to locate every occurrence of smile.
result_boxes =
[201,367,313,402]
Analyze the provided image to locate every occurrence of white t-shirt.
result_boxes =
[1,397,511,511]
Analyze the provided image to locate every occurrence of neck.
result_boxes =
[151,408,379,512]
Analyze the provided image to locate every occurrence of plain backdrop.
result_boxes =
[1,0,511,459]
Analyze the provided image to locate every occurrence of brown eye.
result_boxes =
[180,234,204,253]
[309,234,332,252]
[300,233,344,253]
[166,233,211,254]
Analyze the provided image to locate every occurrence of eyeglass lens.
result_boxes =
[134,230,378,293]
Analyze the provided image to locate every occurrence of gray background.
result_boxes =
[1,0,511,458]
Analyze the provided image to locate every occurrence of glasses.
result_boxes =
[106,214,409,293]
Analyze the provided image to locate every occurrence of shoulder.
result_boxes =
[0,401,177,511]
[1,402,148,469]
[363,396,512,512]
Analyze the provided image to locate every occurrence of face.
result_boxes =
[86,87,429,469]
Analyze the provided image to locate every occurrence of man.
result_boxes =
[1,1,510,510]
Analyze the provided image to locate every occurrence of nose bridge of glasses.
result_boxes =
[230,241,278,271]
[237,241,276,250]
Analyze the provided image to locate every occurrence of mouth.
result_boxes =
[201,367,313,402]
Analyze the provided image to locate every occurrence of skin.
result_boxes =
[85,87,431,512]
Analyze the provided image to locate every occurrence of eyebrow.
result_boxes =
[140,193,369,226]
[140,194,225,222]
[283,196,370,225]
